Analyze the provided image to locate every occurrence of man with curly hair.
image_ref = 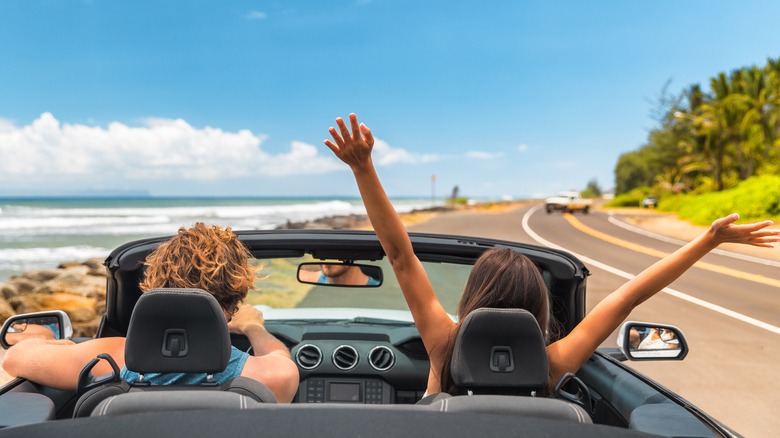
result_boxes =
[2,223,299,403]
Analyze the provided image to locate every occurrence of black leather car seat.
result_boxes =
[421,308,591,423]
[450,307,549,395]
[73,288,275,417]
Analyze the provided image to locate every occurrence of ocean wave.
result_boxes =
[0,245,110,271]
[0,201,364,232]
[0,200,358,218]
[0,215,171,231]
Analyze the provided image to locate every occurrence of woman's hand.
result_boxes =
[708,214,780,247]
[324,113,375,172]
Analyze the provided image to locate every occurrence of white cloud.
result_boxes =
[260,141,344,176]
[0,117,15,133]
[466,151,504,160]
[246,11,267,20]
[0,113,437,190]
[518,144,528,153]
[371,139,441,166]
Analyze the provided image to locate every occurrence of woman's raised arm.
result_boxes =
[324,114,455,366]
[547,213,779,385]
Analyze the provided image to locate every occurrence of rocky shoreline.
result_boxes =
[273,206,454,230]
[0,259,107,338]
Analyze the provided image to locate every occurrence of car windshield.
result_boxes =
[247,257,471,315]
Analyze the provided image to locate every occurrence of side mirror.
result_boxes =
[297,262,383,287]
[617,321,688,361]
[0,310,73,349]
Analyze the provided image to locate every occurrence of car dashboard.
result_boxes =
[233,319,430,405]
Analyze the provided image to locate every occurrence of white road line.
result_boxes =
[606,214,780,268]
[522,205,780,335]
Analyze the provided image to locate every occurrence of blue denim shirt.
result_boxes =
[120,346,249,385]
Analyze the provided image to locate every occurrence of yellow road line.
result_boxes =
[563,213,780,288]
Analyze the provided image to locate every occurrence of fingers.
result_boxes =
[323,139,339,154]
[336,117,351,142]
[711,213,739,230]
[325,125,344,153]
[742,220,775,232]
[360,123,374,145]
[747,241,778,248]
[325,113,372,158]
[349,113,361,138]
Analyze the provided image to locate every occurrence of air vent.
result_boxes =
[368,346,395,371]
[295,344,323,370]
[332,345,359,371]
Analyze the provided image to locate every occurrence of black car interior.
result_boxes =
[0,230,727,436]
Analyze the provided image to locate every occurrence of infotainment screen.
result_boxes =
[328,382,361,402]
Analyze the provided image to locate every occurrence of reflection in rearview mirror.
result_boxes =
[617,321,688,361]
[298,262,383,287]
[1,310,73,349]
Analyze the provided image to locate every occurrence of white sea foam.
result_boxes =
[0,246,110,271]
[0,199,434,237]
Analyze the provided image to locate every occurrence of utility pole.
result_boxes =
[431,174,436,207]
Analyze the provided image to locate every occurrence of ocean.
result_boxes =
[0,197,437,282]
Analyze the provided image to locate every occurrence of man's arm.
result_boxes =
[228,305,299,403]
[2,337,126,390]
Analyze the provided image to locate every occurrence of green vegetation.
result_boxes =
[615,58,780,197]
[657,175,780,225]
[580,179,602,199]
[610,58,780,219]
[608,187,653,207]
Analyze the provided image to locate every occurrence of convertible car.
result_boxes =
[0,230,734,437]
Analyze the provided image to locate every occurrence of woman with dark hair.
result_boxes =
[324,113,779,395]
[3,223,299,402]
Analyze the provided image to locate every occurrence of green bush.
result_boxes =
[607,187,652,207]
[672,175,780,225]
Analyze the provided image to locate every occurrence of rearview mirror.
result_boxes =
[297,262,383,287]
[617,322,688,361]
[0,310,73,349]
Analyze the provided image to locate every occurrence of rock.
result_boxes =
[82,258,105,270]
[55,269,89,285]
[2,259,109,338]
[0,297,14,322]
[22,269,61,283]
[9,277,38,294]
[7,293,97,322]
[1,283,19,300]
[276,213,370,230]
[83,258,107,277]
[73,319,101,338]
[33,268,105,299]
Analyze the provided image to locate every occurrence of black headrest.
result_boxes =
[450,308,549,394]
[124,288,231,374]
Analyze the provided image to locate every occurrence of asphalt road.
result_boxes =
[408,203,780,438]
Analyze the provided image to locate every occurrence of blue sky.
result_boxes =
[1,0,779,199]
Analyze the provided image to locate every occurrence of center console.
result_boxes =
[298,378,393,404]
